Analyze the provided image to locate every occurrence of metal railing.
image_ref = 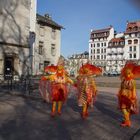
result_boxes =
[0,75,40,95]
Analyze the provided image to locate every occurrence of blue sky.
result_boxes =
[37,0,140,58]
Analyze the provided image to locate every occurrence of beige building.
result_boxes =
[0,0,36,80]
[32,14,63,75]
[67,51,89,76]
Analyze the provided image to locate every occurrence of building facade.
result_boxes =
[89,26,114,71]
[106,33,125,74]
[124,21,140,64]
[67,51,89,76]
[0,0,36,80]
[89,21,140,74]
[32,14,63,75]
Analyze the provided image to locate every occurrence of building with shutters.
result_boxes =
[32,13,63,75]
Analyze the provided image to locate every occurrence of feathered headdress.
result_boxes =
[45,65,57,73]
[121,62,140,80]
[78,63,102,75]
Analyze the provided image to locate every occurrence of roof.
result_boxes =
[108,37,125,48]
[127,21,140,28]
[125,21,140,33]
[69,52,89,59]
[91,26,112,34]
[36,14,63,29]
[110,38,124,42]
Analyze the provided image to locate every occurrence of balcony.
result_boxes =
[111,56,117,60]
[107,52,112,55]
[107,56,113,60]
[111,49,117,54]
[117,49,124,54]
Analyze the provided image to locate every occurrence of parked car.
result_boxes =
[108,71,120,76]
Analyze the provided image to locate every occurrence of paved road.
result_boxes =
[95,77,140,88]
[0,87,140,140]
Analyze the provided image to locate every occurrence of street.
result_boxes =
[0,87,140,140]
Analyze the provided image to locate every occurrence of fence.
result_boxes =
[0,75,40,95]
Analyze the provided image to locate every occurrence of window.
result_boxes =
[129,54,132,58]
[39,63,43,71]
[22,0,30,8]
[44,61,50,68]
[91,49,92,54]
[134,26,138,31]
[97,43,100,47]
[91,56,92,60]
[134,53,136,58]
[101,55,103,59]
[94,44,95,47]
[91,44,93,48]
[129,34,131,37]
[134,33,137,37]
[102,43,103,47]
[39,41,43,55]
[128,27,132,31]
[120,42,124,45]
[39,26,44,36]
[104,49,106,53]
[101,49,103,53]
[116,42,119,46]
[109,43,112,46]
[0,8,3,15]
[51,44,56,56]
[134,46,136,51]
[51,28,56,39]
[129,46,132,51]
[104,42,106,46]
[128,40,132,44]
[104,55,106,59]
[134,39,138,44]
[97,49,100,53]
[97,55,100,59]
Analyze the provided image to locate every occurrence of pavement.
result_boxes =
[95,77,140,89]
[0,86,140,140]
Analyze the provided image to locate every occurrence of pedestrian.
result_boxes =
[118,62,140,127]
[76,63,102,119]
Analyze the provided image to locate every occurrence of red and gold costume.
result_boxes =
[118,62,140,127]
[39,65,57,103]
[40,61,73,117]
[76,63,102,119]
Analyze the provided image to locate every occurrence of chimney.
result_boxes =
[44,13,51,19]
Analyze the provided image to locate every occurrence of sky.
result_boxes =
[37,0,140,58]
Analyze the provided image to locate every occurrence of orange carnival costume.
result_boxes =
[118,62,140,127]
[40,58,73,117]
[39,65,57,103]
[76,63,102,119]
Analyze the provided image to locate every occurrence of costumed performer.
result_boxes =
[118,62,140,127]
[76,63,102,119]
